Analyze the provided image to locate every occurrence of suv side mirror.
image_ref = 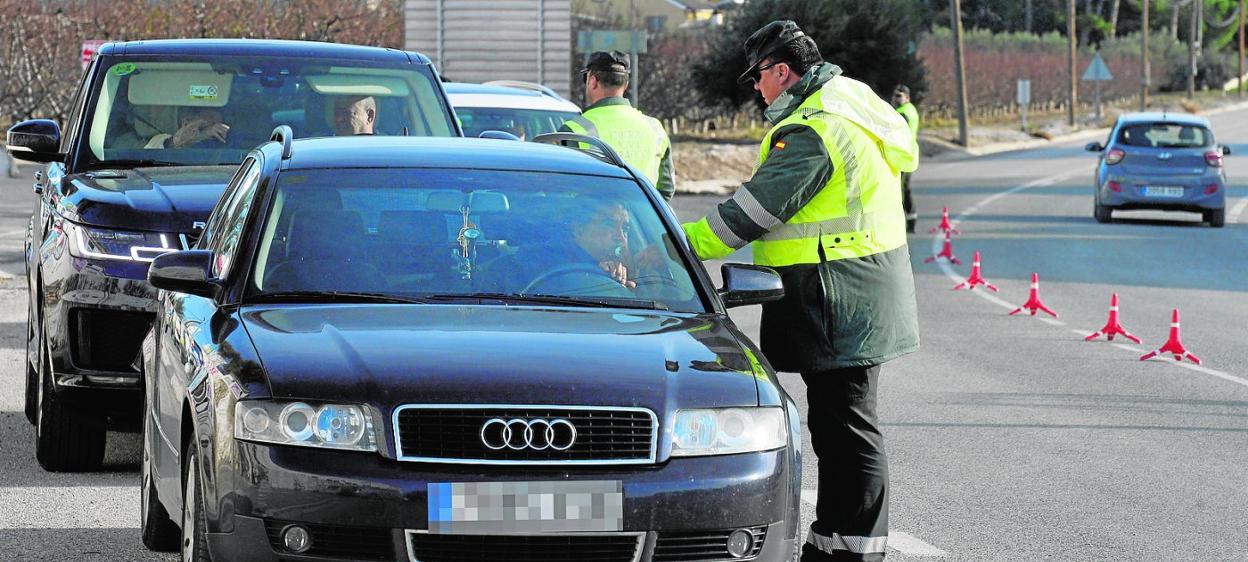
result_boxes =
[1222,145,1232,156]
[1085,141,1104,152]
[6,119,64,163]
[149,250,221,300]
[718,263,784,308]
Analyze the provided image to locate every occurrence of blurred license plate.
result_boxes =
[427,480,623,534]
[1144,186,1184,197]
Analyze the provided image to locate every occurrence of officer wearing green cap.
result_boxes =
[681,20,919,562]
[560,51,676,201]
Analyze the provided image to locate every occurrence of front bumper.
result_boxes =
[205,442,799,562]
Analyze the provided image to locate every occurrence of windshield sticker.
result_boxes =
[189,85,219,100]
[111,63,137,76]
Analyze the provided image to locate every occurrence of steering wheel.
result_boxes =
[520,263,625,295]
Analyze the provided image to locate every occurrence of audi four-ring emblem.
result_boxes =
[479,418,577,451]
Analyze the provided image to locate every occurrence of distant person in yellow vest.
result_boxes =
[892,84,919,233]
[560,51,676,201]
[681,20,919,562]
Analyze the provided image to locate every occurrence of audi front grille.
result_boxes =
[392,405,657,465]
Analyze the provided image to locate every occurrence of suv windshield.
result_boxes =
[456,107,579,140]
[248,168,704,312]
[82,55,456,167]
[1117,123,1212,148]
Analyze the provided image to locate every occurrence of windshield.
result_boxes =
[1117,123,1212,148]
[248,168,705,312]
[81,55,456,167]
[455,107,579,140]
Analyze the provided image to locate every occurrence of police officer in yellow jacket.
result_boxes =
[681,21,920,562]
[561,51,676,201]
[892,85,920,233]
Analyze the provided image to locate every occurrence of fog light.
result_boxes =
[726,528,754,558]
[282,524,312,553]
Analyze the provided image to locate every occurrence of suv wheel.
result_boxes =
[24,295,39,424]
[1205,209,1225,228]
[181,448,212,562]
[35,338,106,472]
[1094,201,1112,223]
[141,399,179,551]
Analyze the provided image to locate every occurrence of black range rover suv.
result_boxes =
[140,130,802,561]
[6,39,460,471]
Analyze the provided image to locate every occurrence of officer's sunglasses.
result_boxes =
[748,61,782,84]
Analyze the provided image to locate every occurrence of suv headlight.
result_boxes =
[66,221,178,262]
[234,400,379,452]
[671,407,786,457]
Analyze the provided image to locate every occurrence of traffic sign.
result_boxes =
[1082,52,1113,82]
[1016,80,1031,105]
[81,40,106,69]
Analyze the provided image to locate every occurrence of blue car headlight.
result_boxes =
[235,400,380,452]
[671,407,787,457]
[65,221,178,262]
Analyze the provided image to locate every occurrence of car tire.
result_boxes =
[35,338,106,472]
[24,294,39,425]
[1205,209,1225,228]
[1094,202,1112,224]
[141,400,179,551]
[181,448,213,562]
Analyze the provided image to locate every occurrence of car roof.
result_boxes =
[275,136,632,178]
[1116,112,1210,127]
[443,82,581,112]
[98,39,425,64]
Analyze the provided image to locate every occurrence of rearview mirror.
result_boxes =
[1085,141,1104,153]
[718,263,784,308]
[6,119,63,163]
[148,250,221,300]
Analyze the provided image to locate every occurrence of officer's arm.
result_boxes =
[655,147,676,202]
[681,125,832,260]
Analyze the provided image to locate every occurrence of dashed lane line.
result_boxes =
[931,171,1248,391]
[1229,197,1248,224]
[800,489,947,557]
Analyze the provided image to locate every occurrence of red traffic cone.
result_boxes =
[1139,309,1201,365]
[924,231,962,265]
[1085,293,1141,344]
[928,206,961,235]
[954,251,998,291]
[1009,273,1058,318]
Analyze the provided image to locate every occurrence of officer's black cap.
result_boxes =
[581,51,630,74]
[736,20,808,85]
[893,84,911,96]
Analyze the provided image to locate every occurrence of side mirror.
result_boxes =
[1085,141,1104,153]
[718,263,784,308]
[1222,145,1232,156]
[6,119,64,163]
[148,250,221,300]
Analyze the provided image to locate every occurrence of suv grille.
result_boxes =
[263,520,392,560]
[653,526,768,561]
[393,405,656,465]
[405,532,643,562]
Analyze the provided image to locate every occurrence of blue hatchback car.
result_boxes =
[1086,113,1230,227]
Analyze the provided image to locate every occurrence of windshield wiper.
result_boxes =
[425,292,667,310]
[87,159,182,169]
[248,291,431,304]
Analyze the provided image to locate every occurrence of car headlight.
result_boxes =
[234,400,379,452]
[671,407,786,457]
[65,221,179,262]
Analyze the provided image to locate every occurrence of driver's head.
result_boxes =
[333,95,377,136]
[572,201,630,261]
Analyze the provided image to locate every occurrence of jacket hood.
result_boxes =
[768,63,919,174]
[60,165,233,232]
[239,304,768,410]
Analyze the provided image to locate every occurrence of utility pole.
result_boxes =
[1142,0,1150,110]
[1240,0,1245,98]
[1187,0,1198,98]
[1025,0,1034,33]
[1068,0,1077,127]
[952,0,970,147]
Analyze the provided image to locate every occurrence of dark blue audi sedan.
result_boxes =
[1085,112,1230,227]
[140,130,802,561]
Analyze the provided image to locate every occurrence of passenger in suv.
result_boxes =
[140,129,801,561]
[5,39,460,472]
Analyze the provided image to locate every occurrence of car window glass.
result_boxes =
[208,161,262,278]
[456,108,580,140]
[1118,123,1211,148]
[249,169,704,312]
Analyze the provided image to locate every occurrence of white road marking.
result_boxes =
[1229,197,1248,224]
[932,171,1248,391]
[0,486,138,529]
[800,489,947,556]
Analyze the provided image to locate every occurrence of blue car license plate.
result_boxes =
[427,480,624,534]
[1143,186,1184,198]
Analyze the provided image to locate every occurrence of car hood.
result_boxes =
[239,304,765,411]
[59,166,234,232]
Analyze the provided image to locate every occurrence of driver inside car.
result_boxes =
[145,106,231,149]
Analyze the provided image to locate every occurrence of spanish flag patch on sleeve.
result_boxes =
[774,140,786,150]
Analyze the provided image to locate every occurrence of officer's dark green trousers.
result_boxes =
[799,365,889,562]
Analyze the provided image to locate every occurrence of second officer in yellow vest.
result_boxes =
[561,51,676,201]
[681,21,919,562]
